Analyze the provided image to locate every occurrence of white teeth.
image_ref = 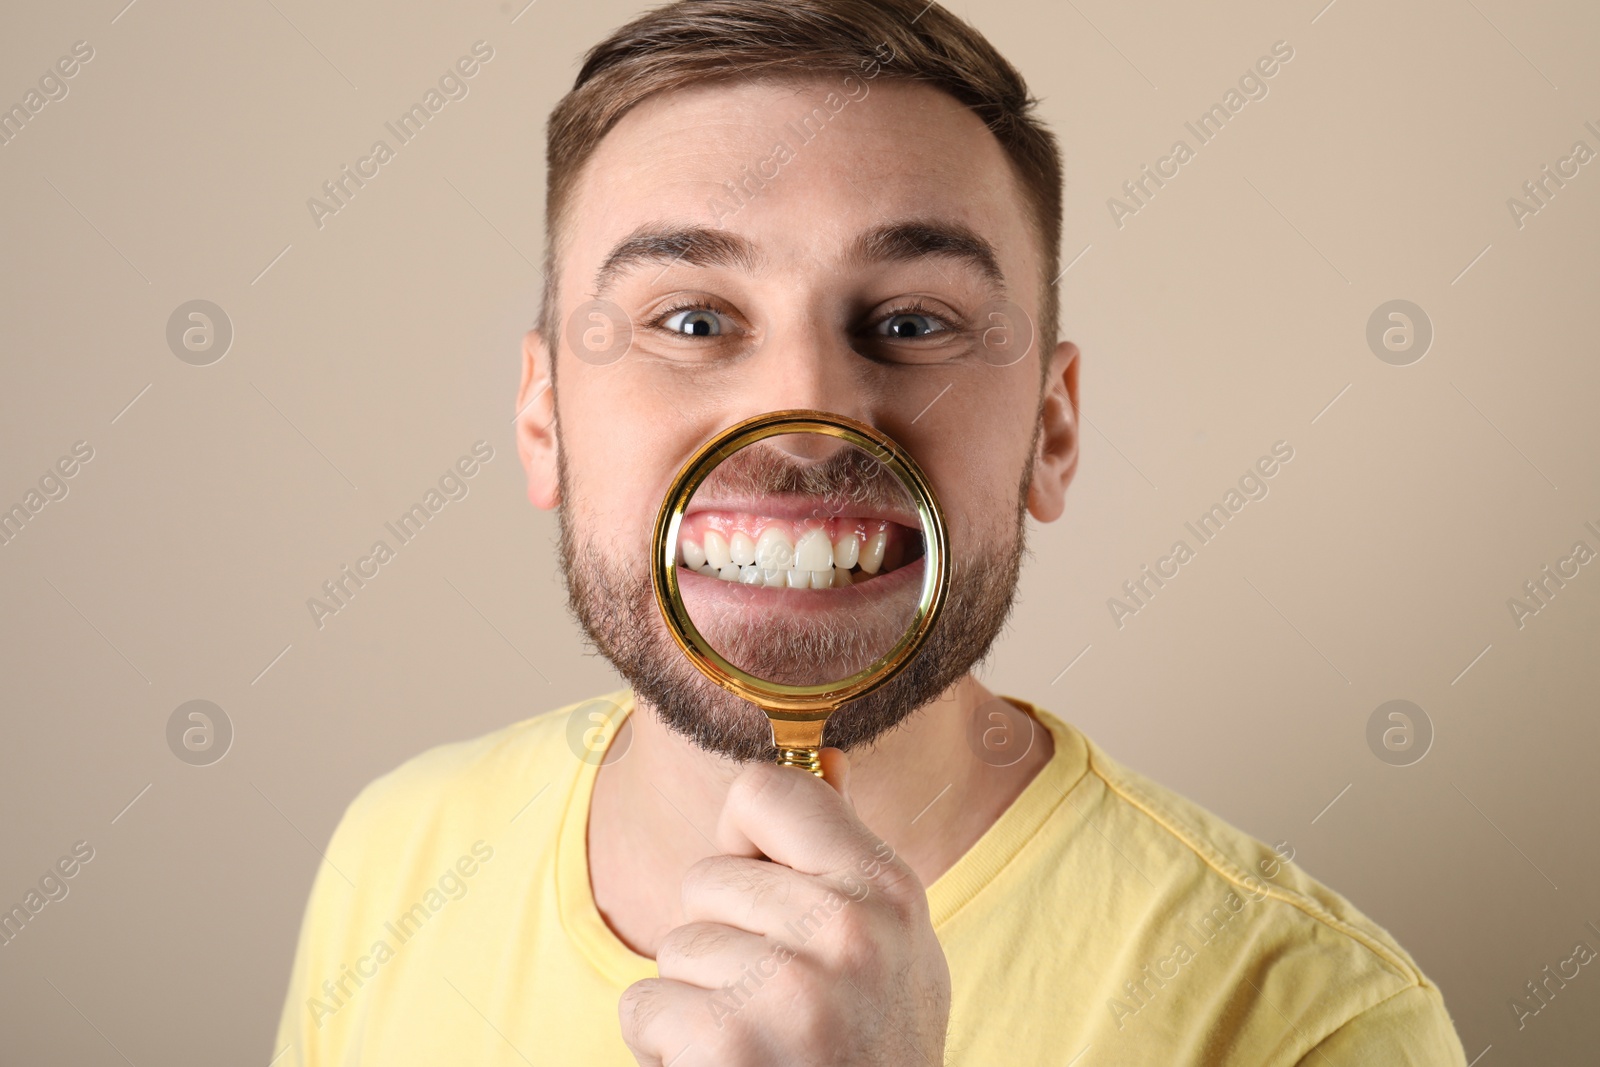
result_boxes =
[756,527,795,570]
[687,522,897,587]
[860,530,887,574]
[683,539,706,570]
[704,530,731,570]
[795,528,833,571]
[832,532,859,570]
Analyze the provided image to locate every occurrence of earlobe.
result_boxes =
[1026,340,1080,523]
[515,328,561,509]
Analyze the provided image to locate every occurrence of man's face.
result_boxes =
[522,75,1076,760]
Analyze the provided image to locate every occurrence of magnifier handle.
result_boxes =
[775,746,824,776]
[769,717,827,777]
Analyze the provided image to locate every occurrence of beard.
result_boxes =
[554,432,1034,763]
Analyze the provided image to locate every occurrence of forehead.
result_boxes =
[564,75,1039,291]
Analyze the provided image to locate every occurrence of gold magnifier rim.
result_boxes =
[650,409,949,718]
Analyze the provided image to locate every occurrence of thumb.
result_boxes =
[819,747,852,806]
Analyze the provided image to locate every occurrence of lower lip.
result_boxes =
[675,555,926,618]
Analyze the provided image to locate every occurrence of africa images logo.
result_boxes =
[305,41,495,230]
[305,442,494,629]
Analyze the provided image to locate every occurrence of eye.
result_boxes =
[874,304,952,340]
[656,306,727,337]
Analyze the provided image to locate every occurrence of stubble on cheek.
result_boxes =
[555,447,782,760]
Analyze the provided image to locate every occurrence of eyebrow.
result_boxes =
[589,218,1007,298]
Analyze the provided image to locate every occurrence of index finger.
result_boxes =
[714,758,905,898]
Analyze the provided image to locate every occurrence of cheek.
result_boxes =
[905,406,1029,556]
[558,371,697,552]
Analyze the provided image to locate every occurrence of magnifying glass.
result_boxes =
[650,410,950,776]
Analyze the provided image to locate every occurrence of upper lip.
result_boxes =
[683,492,921,529]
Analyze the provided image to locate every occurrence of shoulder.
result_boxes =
[327,689,632,868]
[1027,705,1466,1059]
[1080,728,1424,978]
[275,692,634,1057]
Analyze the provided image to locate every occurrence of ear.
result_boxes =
[515,328,560,509]
[1027,340,1080,523]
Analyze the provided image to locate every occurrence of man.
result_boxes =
[275,0,1469,1062]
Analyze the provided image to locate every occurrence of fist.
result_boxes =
[618,750,951,1065]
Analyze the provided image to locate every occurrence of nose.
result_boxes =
[746,319,873,425]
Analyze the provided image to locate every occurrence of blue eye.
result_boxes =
[879,312,947,339]
[660,308,724,336]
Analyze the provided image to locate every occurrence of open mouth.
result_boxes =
[677,511,925,589]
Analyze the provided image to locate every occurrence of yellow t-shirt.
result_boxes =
[274,691,1468,1065]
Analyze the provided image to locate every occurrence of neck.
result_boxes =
[586,674,1054,957]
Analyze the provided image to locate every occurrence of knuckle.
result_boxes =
[680,854,726,899]
[617,979,666,1037]
[872,855,925,909]
[783,981,834,1046]
[782,888,845,945]
[705,1025,762,1063]
[826,896,868,940]
[662,921,728,965]
[682,855,736,908]
[683,855,787,917]
[828,911,883,975]
[654,929,686,971]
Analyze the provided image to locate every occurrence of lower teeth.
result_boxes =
[692,562,866,587]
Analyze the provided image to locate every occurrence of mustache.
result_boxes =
[694,441,911,513]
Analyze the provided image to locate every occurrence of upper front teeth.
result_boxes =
[683,540,707,570]
[756,527,795,570]
[832,532,859,570]
[681,521,897,587]
[704,530,731,570]
[795,529,833,571]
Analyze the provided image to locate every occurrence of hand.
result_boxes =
[618,749,952,1066]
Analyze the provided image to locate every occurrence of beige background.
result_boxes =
[1,0,1596,1062]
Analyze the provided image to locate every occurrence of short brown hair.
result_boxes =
[541,0,1063,359]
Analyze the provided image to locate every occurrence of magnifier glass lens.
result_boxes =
[675,432,926,688]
